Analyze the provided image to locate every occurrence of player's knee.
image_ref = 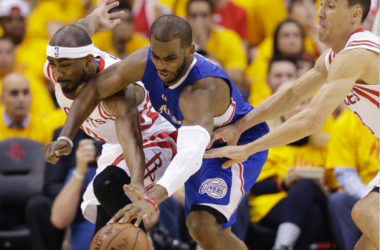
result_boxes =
[93,166,130,200]
[186,210,221,243]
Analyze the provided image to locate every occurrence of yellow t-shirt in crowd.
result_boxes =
[0,108,54,145]
[246,36,316,107]
[205,26,247,71]
[91,32,150,58]
[249,142,327,223]
[326,110,379,185]
[0,75,55,118]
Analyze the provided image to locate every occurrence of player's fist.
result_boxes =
[44,139,72,164]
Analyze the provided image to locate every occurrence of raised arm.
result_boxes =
[102,85,147,194]
[205,49,374,167]
[76,1,124,36]
[207,50,329,148]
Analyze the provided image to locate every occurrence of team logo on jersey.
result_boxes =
[199,178,228,199]
[162,94,167,102]
[54,47,59,57]
[158,104,182,125]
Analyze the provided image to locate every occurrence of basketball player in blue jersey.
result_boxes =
[45,11,269,250]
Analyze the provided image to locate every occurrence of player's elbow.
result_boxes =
[50,213,70,230]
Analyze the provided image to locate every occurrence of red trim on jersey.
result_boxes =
[347,43,379,49]
[98,105,116,121]
[353,86,380,108]
[221,100,237,127]
[348,40,379,47]
[46,65,56,89]
[97,57,105,72]
[100,103,116,118]
[229,163,245,221]
[354,85,380,96]
[111,153,124,166]
[328,50,335,64]
[351,28,364,35]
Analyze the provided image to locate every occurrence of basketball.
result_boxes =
[90,223,152,250]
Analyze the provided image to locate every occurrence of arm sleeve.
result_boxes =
[156,125,210,197]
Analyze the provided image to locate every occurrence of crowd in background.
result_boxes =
[0,0,379,249]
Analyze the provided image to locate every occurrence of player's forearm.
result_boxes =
[116,114,145,183]
[244,109,322,154]
[76,14,100,37]
[51,177,84,229]
[60,83,101,140]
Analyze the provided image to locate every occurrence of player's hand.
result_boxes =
[283,168,301,189]
[108,199,156,227]
[207,124,241,149]
[123,183,148,202]
[203,145,250,168]
[44,139,72,164]
[89,0,124,32]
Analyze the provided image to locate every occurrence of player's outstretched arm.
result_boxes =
[207,50,329,149]
[205,49,373,167]
[59,48,147,141]
[103,86,147,195]
[108,78,217,226]
[76,0,124,36]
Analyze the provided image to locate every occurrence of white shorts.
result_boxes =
[81,132,177,223]
[364,171,380,197]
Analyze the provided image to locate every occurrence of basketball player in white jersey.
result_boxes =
[204,0,379,249]
[44,2,176,233]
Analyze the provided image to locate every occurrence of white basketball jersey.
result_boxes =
[44,48,176,144]
[325,29,380,138]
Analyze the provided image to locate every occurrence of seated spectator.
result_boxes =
[186,0,247,90]
[288,0,327,57]
[0,0,49,82]
[266,58,298,95]
[327,109,379,250]
[295,52,315,78]
[0,73,53,145]
[25,128,93,250]
[51,139,97,250]
[92,2,150,59]
[0,38,56,117]
[211,0,248,44]
[246,19,305,106]
[249,96,330,250]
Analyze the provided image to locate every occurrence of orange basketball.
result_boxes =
[90,223,152,250]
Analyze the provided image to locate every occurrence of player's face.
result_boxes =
[317,0,356,44]
[0,39,15,75]
[150,38,193,85]
[47,57,88,92]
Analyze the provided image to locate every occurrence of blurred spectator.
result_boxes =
[51,139,97,250]
[25,128,93,250]
[0,37,56,117]
[186,0,247,90]
[92,2,150,59]
[132,0,170,37]
[266,58,297,95]
[327,109,379,250]
[246,19,305,106]
[230,0,287,49]
[211,0,248,43]
[249,96,330,250]
[288,0,327,57]
[0,73,53,144]
[0,0,48,82]
[295,52,315,78]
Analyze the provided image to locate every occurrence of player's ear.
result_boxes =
[84,54,94,68]
[352,4,362,23]
[188,43,195,55]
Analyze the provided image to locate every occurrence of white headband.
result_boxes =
[46,44,95,59]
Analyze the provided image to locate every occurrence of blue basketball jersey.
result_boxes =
[142,47,269,148]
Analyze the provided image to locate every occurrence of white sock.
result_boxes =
[274,222,301,249]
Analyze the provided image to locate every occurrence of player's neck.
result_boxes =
[330,24,363,53]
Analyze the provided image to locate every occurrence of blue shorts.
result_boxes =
[184,124,269,228]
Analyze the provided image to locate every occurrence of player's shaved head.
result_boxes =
[49,25,92,47]
[150,15,192,48]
